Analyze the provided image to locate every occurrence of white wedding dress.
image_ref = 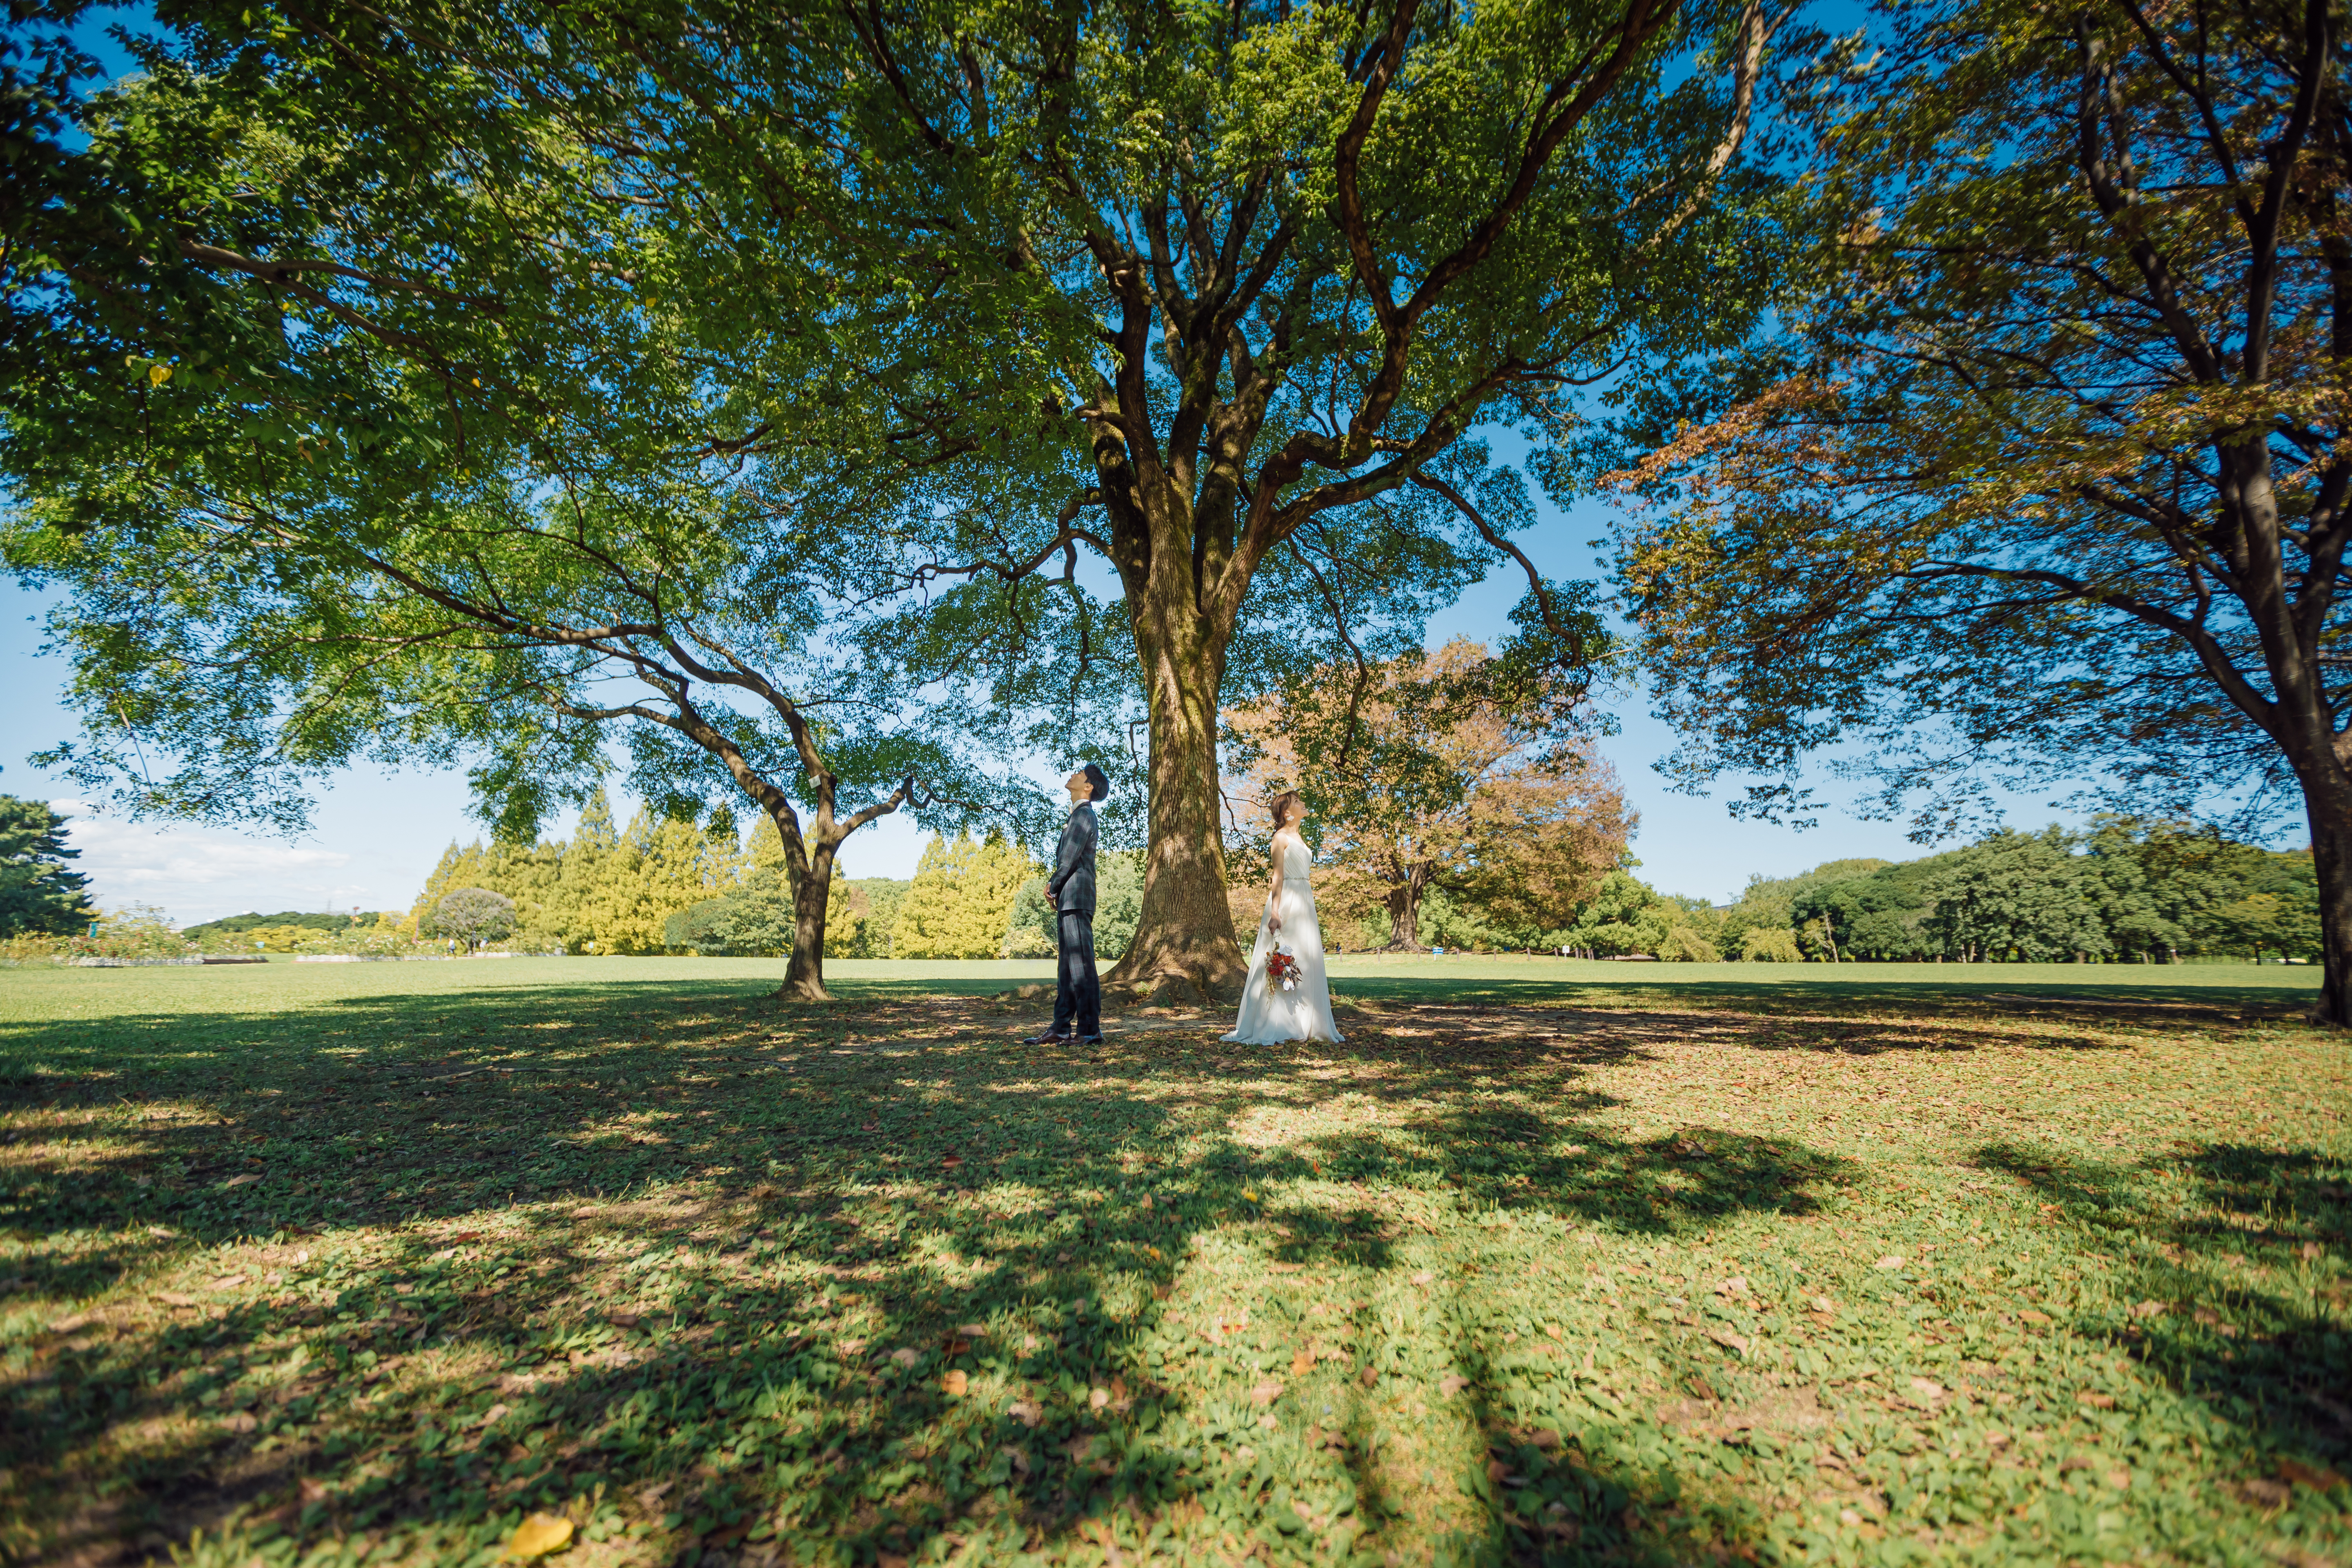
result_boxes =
[1224,834,1344,1045]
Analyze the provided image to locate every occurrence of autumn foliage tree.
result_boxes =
[1609,0,2352,1019]
[1227,638,1629,948]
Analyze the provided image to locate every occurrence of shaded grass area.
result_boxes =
[0,962,2345,1568]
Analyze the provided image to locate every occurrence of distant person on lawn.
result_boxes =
[1024,763,1106,1046]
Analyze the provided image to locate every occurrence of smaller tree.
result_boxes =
[0,795,95,936]
[1921,829,2107,963]
[428,888,516,953]
[1227,639,1628,951]
[1563,870,1679,957]
[894,834,1039,960]
[1741,927,1803,963]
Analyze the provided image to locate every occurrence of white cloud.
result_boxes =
[51,800,370,924]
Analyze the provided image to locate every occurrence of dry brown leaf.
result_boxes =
[221,1174,262,1190]
[942,1370,968,1397]
[2280,1457,2348,1490]
[2078,1392,2118,1410]
[1438,1374,1470,1397]
[1290,1349,1315,1377]
[1250,1379,1284,1406]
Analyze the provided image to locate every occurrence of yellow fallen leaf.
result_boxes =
[942,1369,968,1396]
[504,1512,572,1559]
[1290,1349,1315,1377]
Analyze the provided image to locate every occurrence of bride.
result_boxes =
[1224,790,1344,1045]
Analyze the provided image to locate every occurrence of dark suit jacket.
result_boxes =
[1049,801,1098,915]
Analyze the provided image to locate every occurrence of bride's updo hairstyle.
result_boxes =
[1269,790,1303,829]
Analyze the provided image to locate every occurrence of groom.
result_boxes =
[1023,762,1107,1046]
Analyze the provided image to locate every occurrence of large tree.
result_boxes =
[776,0,1789,992]
[0,9,1047,1000]
[1610,0,2352,1018]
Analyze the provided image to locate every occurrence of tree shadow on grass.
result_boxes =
[0,982,1860,1566]
[1974,1139,2350,1511]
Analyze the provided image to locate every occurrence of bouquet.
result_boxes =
[1265,947,1302,993]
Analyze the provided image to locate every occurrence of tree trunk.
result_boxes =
[2302,780,2352,1022]
[780,838,837,1003]
[1384,885,1420,950]
[1105,556,1245,997]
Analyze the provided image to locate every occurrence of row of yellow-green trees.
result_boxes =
[406,790,1049,959]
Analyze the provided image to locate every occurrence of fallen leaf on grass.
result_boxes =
[2280,1457,2348,1490]
[1438,1374,1470,1397]
[220,1174,262,1189]
[2078,1392,2118,1410]
[2018,1310,2052,1325]
[1250,1379,1284,1406]
[1873,1255,1905,1270]
[891,1347,920,1368]
[154,1292,195,1307]
[1007,1399,1042,1427]
[504,1512,572,1559]
[942,1370,968,1396]
[1708,1328,1751,1356]
[1411,1270,1434,1286]
[606,1312,640,1329]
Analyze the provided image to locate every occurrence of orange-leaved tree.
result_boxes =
[1226,638,1630,948]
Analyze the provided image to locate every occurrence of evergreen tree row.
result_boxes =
[404,793,1080,961]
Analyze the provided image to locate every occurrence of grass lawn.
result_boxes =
[0,958,2345,1568]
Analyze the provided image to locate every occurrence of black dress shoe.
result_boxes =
[1021,1029,1071,1046]
[1074,1033,1106,1046]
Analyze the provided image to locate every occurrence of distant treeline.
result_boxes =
[180,909,399,940]
[1548,820,2314,964]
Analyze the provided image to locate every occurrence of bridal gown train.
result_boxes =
[1223,835,1344,1045]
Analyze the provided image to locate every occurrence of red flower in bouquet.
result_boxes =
[1265,947,1302,993]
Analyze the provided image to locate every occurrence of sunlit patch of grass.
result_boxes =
[0,960,2344,1566]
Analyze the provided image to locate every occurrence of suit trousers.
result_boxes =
[1053,910,1100,1036]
